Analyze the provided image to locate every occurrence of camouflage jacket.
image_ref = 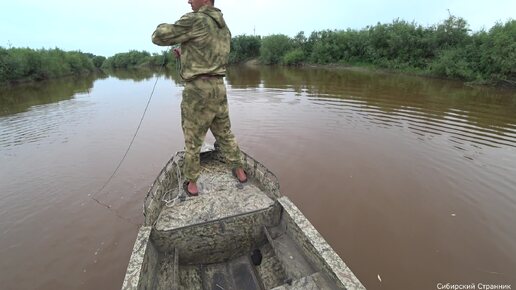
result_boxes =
[151,6,231,81]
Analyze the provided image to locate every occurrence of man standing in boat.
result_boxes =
[151,0,247,196]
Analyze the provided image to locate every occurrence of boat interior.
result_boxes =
[122,150,361,289]
[141,197,339,290]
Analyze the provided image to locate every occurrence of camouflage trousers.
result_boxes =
[181,77,243,182]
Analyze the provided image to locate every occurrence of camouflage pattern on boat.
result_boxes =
[122,146,366,289]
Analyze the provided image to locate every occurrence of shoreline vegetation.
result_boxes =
[1,16,514,87]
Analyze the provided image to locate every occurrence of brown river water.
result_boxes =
[1,66,515,290]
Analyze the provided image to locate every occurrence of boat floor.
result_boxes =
[155,163,275,231]
[154,241,335,290]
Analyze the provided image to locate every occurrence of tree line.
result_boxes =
[0,48,178,85]
[0,48,105,84]
[252,16,515,85]
[1,15,514,86]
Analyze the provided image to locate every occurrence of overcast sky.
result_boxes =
[1,0,514,57]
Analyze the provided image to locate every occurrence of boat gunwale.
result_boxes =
[277,196,366,290]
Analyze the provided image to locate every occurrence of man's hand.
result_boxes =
[173,48,181,59]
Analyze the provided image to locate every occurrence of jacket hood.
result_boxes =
[199,6,227,29]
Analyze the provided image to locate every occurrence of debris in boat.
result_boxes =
[251,249,262,265]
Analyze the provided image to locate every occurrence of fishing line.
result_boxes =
[89,51,173,225]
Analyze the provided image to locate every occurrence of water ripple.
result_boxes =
[0,98,94,149]
[303,92,516,149]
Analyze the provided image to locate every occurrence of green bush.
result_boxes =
[0,47,98,83]
[229,35,261,63]
[103,50,151,69]
[433,14,470,49]
[92,56,106,68]
[476,20,516,81]
[282,48,305,66]
[429,19,516,82]
[252,16,515,85]
[430,48,474,80]
[260,34,292,65]
[103,50,175,69]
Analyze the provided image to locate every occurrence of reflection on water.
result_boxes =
[1,66,515,290]
[227,65,516,149]
[105,67,182,83]
[0,74,104,116]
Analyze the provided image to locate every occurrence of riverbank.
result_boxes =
[310,63,516,88]
[236,17,516,88]
[240,59,516,89]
